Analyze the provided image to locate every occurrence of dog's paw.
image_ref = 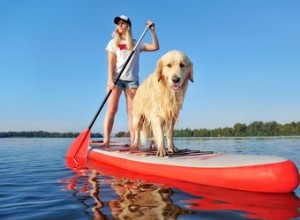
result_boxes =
[168,146,179,154]
[156,148,168,157]
[148,140,156,150]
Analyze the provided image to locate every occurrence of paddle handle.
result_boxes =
[88,24,151,130]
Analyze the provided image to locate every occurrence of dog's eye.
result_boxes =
[167,63,172,68]
[180,62,185,68]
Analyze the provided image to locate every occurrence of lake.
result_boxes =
[0,137,299,219]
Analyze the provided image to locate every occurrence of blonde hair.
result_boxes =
[114,26,134,50]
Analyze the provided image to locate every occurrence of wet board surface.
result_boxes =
[89,141,286,168]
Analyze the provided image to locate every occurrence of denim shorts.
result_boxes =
[115,79,139,90]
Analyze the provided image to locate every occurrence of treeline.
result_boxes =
[174,121,300,137]
[3,121,300,138]
[0,131,103,138]
[115,121,300,137]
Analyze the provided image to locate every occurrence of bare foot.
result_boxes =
[100,142,110,148]
[130,143,139,150]
[149,140,155,150]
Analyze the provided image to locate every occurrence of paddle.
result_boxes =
[66,24,151,166]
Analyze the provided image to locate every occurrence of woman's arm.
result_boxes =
[143,20,159,51]
[107,51,116,91]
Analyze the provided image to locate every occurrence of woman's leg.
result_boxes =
[103,88,122,147]
[125,88,137,145]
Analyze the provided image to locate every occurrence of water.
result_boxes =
[0,137,300,220]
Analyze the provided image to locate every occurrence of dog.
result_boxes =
[131,50,193,156]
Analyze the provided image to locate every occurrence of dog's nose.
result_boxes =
[172,76,180,83]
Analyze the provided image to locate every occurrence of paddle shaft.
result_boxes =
[88,25,151,130]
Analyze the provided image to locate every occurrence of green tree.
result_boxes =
[233,123,247,136]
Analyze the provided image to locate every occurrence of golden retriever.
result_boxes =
[131,50,193,156]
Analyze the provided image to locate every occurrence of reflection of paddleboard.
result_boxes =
[88,141,299,193]
[88,159,300,220]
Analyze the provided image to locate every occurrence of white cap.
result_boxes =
[114,15,131,26]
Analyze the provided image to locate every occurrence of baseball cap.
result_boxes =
[114,15,131,26]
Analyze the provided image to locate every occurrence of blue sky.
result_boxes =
[1,0,299,133]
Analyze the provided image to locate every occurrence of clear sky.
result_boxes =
[1,0,299,133]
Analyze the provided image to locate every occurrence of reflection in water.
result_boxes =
[181,184,300,219]
[61,168,190,219]
[60,167,107,219]
[89,170,105,220]
[62,160,300,219]
[108,178,190,219]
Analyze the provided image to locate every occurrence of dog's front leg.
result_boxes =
[166,121,179,153]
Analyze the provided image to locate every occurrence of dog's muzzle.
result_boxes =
[171,76,182,90]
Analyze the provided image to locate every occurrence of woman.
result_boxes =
[103,15,159,147]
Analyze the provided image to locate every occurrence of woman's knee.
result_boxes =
[107,106,118,116]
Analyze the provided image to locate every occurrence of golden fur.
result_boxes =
[132,50,193,156]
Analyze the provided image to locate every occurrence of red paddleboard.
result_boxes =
[85,141,299,193]
[86,157,300,220]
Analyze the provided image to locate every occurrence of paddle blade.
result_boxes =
[66,128,90,166]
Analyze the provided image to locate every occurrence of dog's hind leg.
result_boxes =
[148,129,156,150]
[131,115,141,149]
[140,119,150,147]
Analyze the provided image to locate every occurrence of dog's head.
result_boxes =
[155,50,193,91]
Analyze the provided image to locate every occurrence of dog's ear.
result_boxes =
[155,59,163,82]
[188,61,194,83]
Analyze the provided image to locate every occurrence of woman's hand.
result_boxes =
[145,20,155,31]
[107,80,115,92]
[143,20,159,51]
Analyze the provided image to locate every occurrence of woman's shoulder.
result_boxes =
[106,39,116,51]
[107,38,115,45]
